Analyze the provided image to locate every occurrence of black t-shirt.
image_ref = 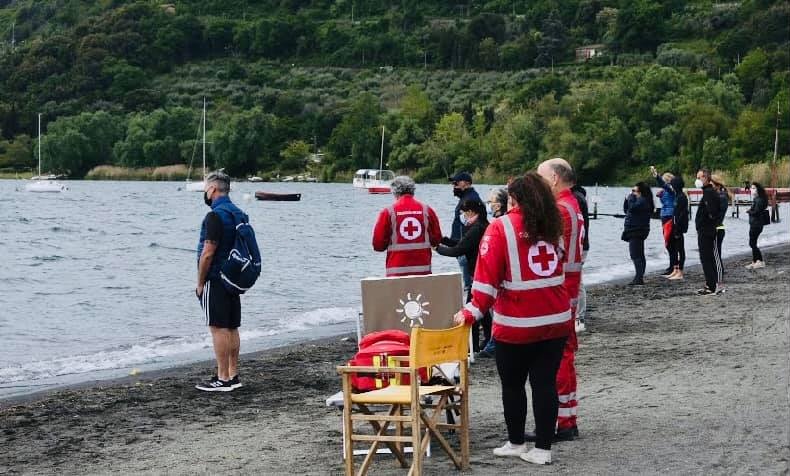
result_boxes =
[204,212,223,242]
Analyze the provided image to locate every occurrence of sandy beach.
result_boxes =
[2,244,789,475]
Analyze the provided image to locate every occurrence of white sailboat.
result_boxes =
[185,98,208,192]
[25,114,65,193]
[352,125,394,192]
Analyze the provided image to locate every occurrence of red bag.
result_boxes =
[349,330,428,392]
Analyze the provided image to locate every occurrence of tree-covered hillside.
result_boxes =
[0,0,787,182]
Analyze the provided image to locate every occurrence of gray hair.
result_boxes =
[206,170,230,193]
[548,159,576,185]
[391,175,416,196]
[489,187,508,211]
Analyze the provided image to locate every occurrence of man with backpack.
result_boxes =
[195,171,261,392]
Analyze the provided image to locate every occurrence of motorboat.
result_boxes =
[248,176,264,182]
[255,191,301,201]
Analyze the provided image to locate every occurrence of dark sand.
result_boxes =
[2,245,789,475]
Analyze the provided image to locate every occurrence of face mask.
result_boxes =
[694,179,704,188]
[453,187,464,198]
[485,203,494,217]
[203,190,213,206]
[459,213,469,226]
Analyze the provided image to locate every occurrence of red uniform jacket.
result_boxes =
[372,194,442,277]
[461,208,571,345]
[557,188,585,350]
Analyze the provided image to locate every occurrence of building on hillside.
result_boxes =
[575,44,607,62]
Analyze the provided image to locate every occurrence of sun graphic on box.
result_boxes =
[396,293,430,327]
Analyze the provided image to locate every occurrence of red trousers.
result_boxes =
[556,342,577,430]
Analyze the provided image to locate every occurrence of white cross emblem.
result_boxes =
[399,217,423,241]
[527,241,558,277]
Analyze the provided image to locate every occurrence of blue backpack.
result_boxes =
[216,208,261,294]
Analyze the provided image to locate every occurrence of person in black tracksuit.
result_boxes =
[745,182,769,268]
[694,169,721,295]
[436,199,489,352]
[622,182,653,285]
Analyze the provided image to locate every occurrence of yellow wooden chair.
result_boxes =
[336,324,470,476]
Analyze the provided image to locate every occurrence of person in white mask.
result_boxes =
[694,168,722,295]
[745,182,770,269]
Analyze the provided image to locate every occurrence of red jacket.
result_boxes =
[461,208,571,345]
[557,188,585,350]
[372,194,442,277]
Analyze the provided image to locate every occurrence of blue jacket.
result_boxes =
[655,176,676,218]
[451,187,483,240]
[623,194,652,231]
[197,195,244,280]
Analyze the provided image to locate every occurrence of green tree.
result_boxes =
[327,93,383,170]
[44,111,126,177]
[280,139,311,171]
[735,48,770,102]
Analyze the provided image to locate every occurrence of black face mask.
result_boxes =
[453,187,464,198]
[203,191,212,206]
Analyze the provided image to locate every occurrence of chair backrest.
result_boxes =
[409,325,469,369]
[359,272,463,337]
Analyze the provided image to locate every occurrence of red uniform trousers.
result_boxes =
[556,276,580,431]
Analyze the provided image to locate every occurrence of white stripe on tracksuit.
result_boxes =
[202,281,210,325]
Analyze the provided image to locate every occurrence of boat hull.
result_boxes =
[255,191,301,201]
[25,181,64,193]
[185,180,205,192]
[367,186,391,194]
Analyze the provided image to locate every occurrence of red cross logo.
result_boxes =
[399,217,423,240]
[528,241,558,277]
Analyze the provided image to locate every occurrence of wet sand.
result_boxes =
[2,245,789,475]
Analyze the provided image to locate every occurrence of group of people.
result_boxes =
[622,166,771,294]
[372,159,587,466]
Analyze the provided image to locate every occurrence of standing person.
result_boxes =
[195,171,246,392]
[372,176,442,277]
[711,175,730,292]
[453,173,570,466]
[622,182,653,286]
[477,187,510,358]
[536,158,584,441]
[650,166,676,275]
[571,182,590,332]
[746,182,769,269]
[694,168,722,295]
[667,176,689,280]
[435,200,489,352]
[449,172,484,290]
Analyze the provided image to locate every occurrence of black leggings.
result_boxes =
[495,337,566,450]
[668,233,685,270]
[749,225,764,262]
[629,238,646,281]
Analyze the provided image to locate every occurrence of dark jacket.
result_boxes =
[437,219,488,276]
[671,176,689,235]
[716,188,729,227]
[695,184,721,237]
[572,185,590,252]
[452,187,483,240]
[623,194,652,231]
[747,195,768,227]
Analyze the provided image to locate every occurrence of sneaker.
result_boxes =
[493,441,527,457]
[575,319,586,333]
[228,375,243,390]
[196,378,232,392]
[555,426,579,441]
[745,262,755,270]
[628,278,645,286]
[660,267,673,276]
[476,349,494,359]
[696,288,715,296]
[714,286,726,295]
[520,448,552,465]
[752,260,765,269]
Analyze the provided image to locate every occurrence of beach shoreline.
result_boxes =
[2,244,788,474]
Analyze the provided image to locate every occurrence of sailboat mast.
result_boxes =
[37,113,41,178]
[379,125,385,172]
[202,97,207,177]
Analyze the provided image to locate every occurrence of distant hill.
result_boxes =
[0,0,787,183]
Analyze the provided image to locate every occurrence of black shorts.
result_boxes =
[199,278,241,329]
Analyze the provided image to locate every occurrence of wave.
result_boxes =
[0,306,357,387]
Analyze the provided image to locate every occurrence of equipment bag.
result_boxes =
[217,208,261,294]
[349,329,428,392]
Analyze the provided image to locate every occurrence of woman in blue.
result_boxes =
[650,166,676,275]
[622,182,653,285]
[745,182,769,269]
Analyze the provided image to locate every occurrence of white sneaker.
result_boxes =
[493,441,527,457]
[745,262,755,269]
[752,260,765,269]
[575,319,586,333]
[520,448,552,465]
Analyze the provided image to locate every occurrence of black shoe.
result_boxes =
[476,349,494,359]
[555,426,579,441]
[628,278,645,286]
[660,267,673,275]
[196,378,232,392]
[696,288,715,296]
[228,375,243,390]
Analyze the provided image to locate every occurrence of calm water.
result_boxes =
[1,180,788,397]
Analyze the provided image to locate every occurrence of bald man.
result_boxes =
[534,158,585,441]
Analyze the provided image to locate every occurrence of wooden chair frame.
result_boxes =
[337,325,470,476]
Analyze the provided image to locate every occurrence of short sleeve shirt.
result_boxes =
[204,212,223,242]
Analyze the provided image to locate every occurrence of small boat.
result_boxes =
[248,176,263,182]
[26,114,65,193]
[255,191,301,201]
[367,186,390,194]
[185,98,210,192]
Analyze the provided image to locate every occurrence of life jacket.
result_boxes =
[197,196,239,280]
[348,330,428,392]
[463,209,571,345]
